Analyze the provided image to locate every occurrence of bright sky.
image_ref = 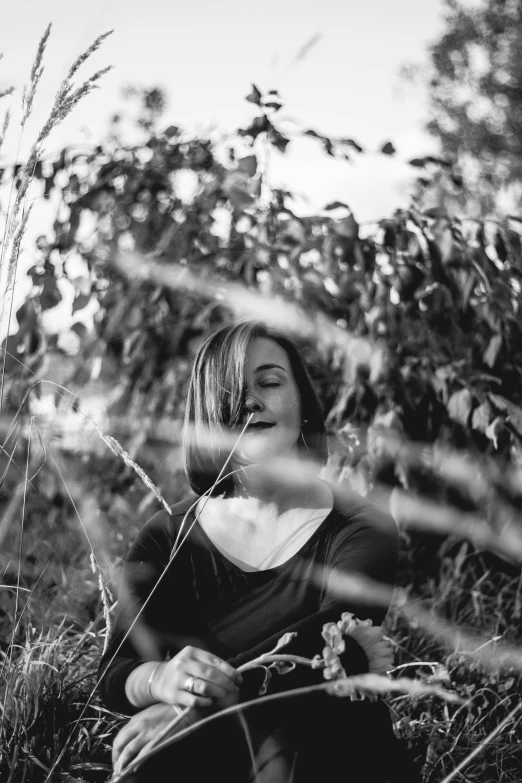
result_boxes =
[0,0,449,210]
[0,0,450,339]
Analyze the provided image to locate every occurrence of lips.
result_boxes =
[247,421,275,430]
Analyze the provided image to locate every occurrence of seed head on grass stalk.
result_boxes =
[96,430,172,516]
[89,552,113,656]
[21,22,51,128]
[0,108,11,155]
[1,26,113,299]
[4,203,34,293]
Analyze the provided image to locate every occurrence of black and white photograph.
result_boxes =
[1,1,522,781]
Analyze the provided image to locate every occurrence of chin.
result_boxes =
[239,439,300,465]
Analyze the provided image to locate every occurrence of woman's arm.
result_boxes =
[97,510,242,715]
[97,513,182,714]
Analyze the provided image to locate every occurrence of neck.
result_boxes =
[228,460,307,517]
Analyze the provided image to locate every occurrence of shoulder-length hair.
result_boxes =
[183,319,328,497]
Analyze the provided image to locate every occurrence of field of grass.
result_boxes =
[1,412,522,782]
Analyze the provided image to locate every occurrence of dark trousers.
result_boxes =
[125,693,420,783]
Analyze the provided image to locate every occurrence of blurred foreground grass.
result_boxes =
[1,411,522,782]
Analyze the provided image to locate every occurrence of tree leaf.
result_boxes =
[380,142,396,155]
[222,171,255,210]
[423,207,445,218]
[39,277,62,311]
[451,172,463,187]
[70,275,92,296]
[447,388,472,427]
[339,138,364,153]
[325,201,350,211]
[237,115,271,140]
[471,401,493,433]
[323,138,335,156]
[488,394,522,437]
[433,220,456,264]
[237,155,257,178]
[409,155,453,168]
[263,101,282,111]
[485,417,504,449]
[269,128,290,153]
[245,84,262,105]
[72,292,91,314]
[332,215,359,239]
[483,333,502,368]
[409,157,429,168]
[71,322,88,339]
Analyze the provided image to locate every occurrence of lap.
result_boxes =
[121,694,420,783]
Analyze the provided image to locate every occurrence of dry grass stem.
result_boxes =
[0,26,112,312]
[65,30,113,83]
[21,23,51,127]
[0,109,11,155]
[438,701,522,783]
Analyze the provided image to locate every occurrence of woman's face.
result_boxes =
[234,336,302,463]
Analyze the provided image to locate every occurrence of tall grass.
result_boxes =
[0,23,119,783]
[0,23,113,402]
[1,618,116,781]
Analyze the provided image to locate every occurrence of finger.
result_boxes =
[188,672,228,700]
[189,661,239,698]
[215,690,241,710]
[134,735,159,764]
[112,725,140,766]
[114,737,143,775]
[189,649,243,686]
[176,689,214,710]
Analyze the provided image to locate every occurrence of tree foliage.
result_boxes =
[2,83,522,497]
[421,0,522,214]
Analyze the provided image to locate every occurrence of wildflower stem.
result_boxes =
[238,653,320,672]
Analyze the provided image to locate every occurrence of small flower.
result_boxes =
[321,622,346,655]
[311,654,324,670]
[323,646,346,680]
[337,612,357,635]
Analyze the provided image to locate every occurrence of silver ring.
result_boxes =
[186,674,199,695]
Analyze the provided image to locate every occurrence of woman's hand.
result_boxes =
[112,702,199,774]
[151,646,242,710]
[113,675,241,777]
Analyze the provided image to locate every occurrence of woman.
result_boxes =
[98,319,419,782]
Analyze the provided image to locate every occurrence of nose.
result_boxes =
[244,395,263,414]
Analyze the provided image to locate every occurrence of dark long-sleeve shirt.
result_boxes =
[98,481,399,715]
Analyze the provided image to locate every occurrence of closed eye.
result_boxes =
[260,382,280,387]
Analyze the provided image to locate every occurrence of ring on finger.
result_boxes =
[185,674,200,695]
